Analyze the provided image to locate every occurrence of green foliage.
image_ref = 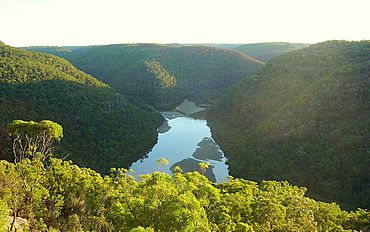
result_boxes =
[7,120,63,161]
[130,226,154,232]
[0,43,162,173]
[172,165,183,174]
[208,40,370,209]
[27,44,263,109]
[155,157,169,167]
[198,162,209,174]
[0,157,367,231]
[0,200,9,232]
[145,60,176,88]
[235,42,309,62]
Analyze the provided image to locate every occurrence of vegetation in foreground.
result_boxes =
[0,43,162,173]
[0,120,369,232]
[2,158,370,232]
[208,40,370,210]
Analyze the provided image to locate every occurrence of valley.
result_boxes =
[26,44,264,109]
[0,40,369,231]
[1,0,369,230]
[13,41,370,210]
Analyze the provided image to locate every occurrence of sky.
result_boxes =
[0,0,369,47]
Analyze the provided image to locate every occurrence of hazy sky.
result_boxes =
[1,0,369,46]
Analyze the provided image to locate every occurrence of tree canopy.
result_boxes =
[27,44,264,109]
[0,156,369,231]
[7,120,63,162]
[1,119,367,231]
[208,40,370,210]
[0,43,162,173]
[234,42,309,62]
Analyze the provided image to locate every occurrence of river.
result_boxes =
[129,105,229,182]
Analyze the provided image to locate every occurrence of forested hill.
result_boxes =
[27,44,264,109]
[208,40,370,209]
[234,42,309,62]
[0,43,162,172]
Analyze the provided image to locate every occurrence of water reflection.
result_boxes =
[129,111,229,183]
[193,137,223,161]
[171,158,216,182]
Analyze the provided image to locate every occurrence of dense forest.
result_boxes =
[0,43,162,173]
[208,41,370,210]
[26,44,264,109]
[2,40,369,230]
[234,43,309,62]
[0,120,368,231]
[2,158,369,231]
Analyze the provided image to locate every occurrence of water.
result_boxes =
[129,111,229,182]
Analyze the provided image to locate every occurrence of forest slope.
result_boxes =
[208,41,370,209]
[0,43,162,173]
[27,44,264,109]
[235,42,309,62]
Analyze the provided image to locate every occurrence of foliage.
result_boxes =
[26,44,264,109]
[208,40,370,209]
[145,60,176,88]
[7,120,63,162]
[0,157,368,231]
[0,200,9,232]
[130,226,154,232]
[155,157,169,167]
[1,126,368,231]
[234,42,309,62]
[198,162,209,174]
[0,43,162,173]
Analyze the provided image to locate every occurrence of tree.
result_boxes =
[0,200,10,232]
[6,120,63,163]
[172,166,183,174]
[5,120,62,229]
[130,226,154,232]
[0,157,368,231]
[234,222,255,232]
[198,162,209,175]
[156,158,169,171]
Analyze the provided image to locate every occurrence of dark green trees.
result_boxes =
[234,42,309,62]
[0,43,162,173]
[27,44,264,109]
[208,40,370,209]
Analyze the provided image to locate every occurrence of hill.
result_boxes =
[0,43,162,172]
[208,41,370,209]
[234,42,309,62]
[27,44,264,109]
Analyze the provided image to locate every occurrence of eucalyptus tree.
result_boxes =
[6,120,63,163]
